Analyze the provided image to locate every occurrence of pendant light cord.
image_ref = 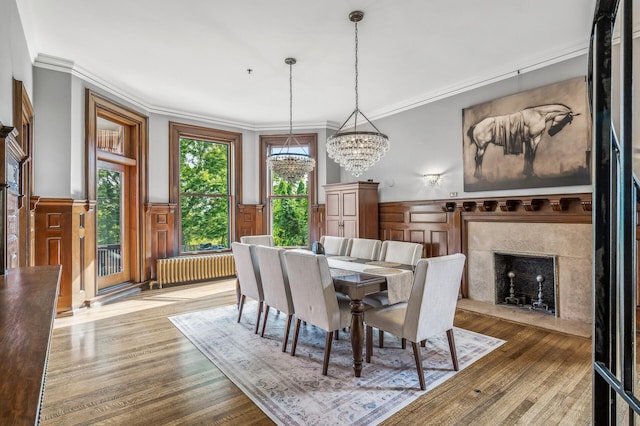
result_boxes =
[289,60,293,141]
[354,20,359,130]
[354,20,359,111]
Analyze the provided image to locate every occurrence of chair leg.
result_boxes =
[378,329,384,348]
[254,301,263,334]
[366,325,373,363]
[282,314,293,352]
[322,331,334,376]
[411,341,426,391]
[260,305,270,337]
[446,329,459,371]
[334,330,339,340]
[236,279,241,308]
[291,318,302,357]
[420,339,426,347]
[402,338,407,349]
[237,294,246,323]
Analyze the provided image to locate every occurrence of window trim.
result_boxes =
[259,133,317,247]
[86,89,148,286]
[169,122,242,255]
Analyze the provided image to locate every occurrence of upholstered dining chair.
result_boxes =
[231,242,264,334]
[363,240,423,309]
[319,235,349,256]
[363,253,466,390]
[283,250,352,375]
[255,245,295,352]
[345,238,382,260]
[378,240,423,266]
[240,234,274,246]
[363,240,424,347]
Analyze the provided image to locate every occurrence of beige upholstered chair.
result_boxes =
[364,240,424,308]
[231,242,264,334]
[283,251,352,375]
[364,253,466,390]
[240,235,274,247]
[345,238,382,260]
[319,235,349,256]
[255,245,295,352]
[378,240,423,266]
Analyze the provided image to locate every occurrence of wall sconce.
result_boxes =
[423,174,441,186]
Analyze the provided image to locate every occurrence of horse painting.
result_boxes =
[467,104,579,179]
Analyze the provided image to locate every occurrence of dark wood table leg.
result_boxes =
[349,299,365,377]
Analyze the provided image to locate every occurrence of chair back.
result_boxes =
[379,241,423,266]
[231,242,263,301]
[346,238,381,260]
[319,236,348,256]
[283,251,342,332]
[404,253,466,342]
[240,235,274,246]
[256,245,294,314]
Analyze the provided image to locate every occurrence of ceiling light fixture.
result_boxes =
[266,57,315,184]
[326,10,390,177]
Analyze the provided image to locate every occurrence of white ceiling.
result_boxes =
[17,0,597,130]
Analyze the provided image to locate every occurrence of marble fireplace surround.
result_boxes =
[466,221,592,324]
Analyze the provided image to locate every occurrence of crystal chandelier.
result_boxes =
[266,57,315,184]
[326,11,390,177]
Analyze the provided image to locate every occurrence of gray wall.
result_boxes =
[0,0,33,126]
[338,55,592,202]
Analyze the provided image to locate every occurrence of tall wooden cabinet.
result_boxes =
[324,181,379,239]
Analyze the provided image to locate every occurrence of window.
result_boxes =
[260,134,317,247]
[170,122,242,254]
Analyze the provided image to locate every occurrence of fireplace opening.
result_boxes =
[494,252,557,316]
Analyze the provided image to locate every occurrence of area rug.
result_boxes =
[169,303,504,425]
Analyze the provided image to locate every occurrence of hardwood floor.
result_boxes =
[41,279,592,425]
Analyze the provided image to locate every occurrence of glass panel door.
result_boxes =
[97,161,129,289]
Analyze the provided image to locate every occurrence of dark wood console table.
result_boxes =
[0,265,62,425]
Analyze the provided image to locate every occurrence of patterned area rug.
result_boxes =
[169,303,504,425]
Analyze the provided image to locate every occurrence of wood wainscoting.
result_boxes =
[237,204,265,240]
[34,198,95,314]
[145,202,176,279]
[379,201,461,258]
[379,193,593,298]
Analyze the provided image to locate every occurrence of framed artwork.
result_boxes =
[462,77,591,192]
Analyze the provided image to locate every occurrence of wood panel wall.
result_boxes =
[145,202,176,279]
[379,202,460,258]
[379,193,592,297]
[34,198,95,315]
[237,204,265,240]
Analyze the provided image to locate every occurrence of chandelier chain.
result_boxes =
[354,20,359,112]
[289,60,293,140]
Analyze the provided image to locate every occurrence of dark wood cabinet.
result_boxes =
[324,181,379,239]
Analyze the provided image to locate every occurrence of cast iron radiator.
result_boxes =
[151,253,236,289]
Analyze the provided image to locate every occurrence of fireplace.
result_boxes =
[494,252,557,316]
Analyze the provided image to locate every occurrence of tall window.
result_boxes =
[170,122,242,254]
[260,134,317,247]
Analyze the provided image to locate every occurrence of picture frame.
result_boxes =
[462,77,591,192]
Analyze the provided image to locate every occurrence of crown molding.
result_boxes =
[34,39,591,134]
[366,43,590,123]
[33,54,338,132]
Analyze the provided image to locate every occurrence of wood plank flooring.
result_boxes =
[40,280,592,425]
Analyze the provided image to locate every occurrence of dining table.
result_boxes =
[327,255,414,377]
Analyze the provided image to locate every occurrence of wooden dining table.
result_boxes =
[328,256,413,377]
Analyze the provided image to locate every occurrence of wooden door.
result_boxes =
[325,191,342,236]
[341,190,358,238]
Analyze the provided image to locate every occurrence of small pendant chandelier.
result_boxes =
[326,10,390,177]
[266,57,315,184]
